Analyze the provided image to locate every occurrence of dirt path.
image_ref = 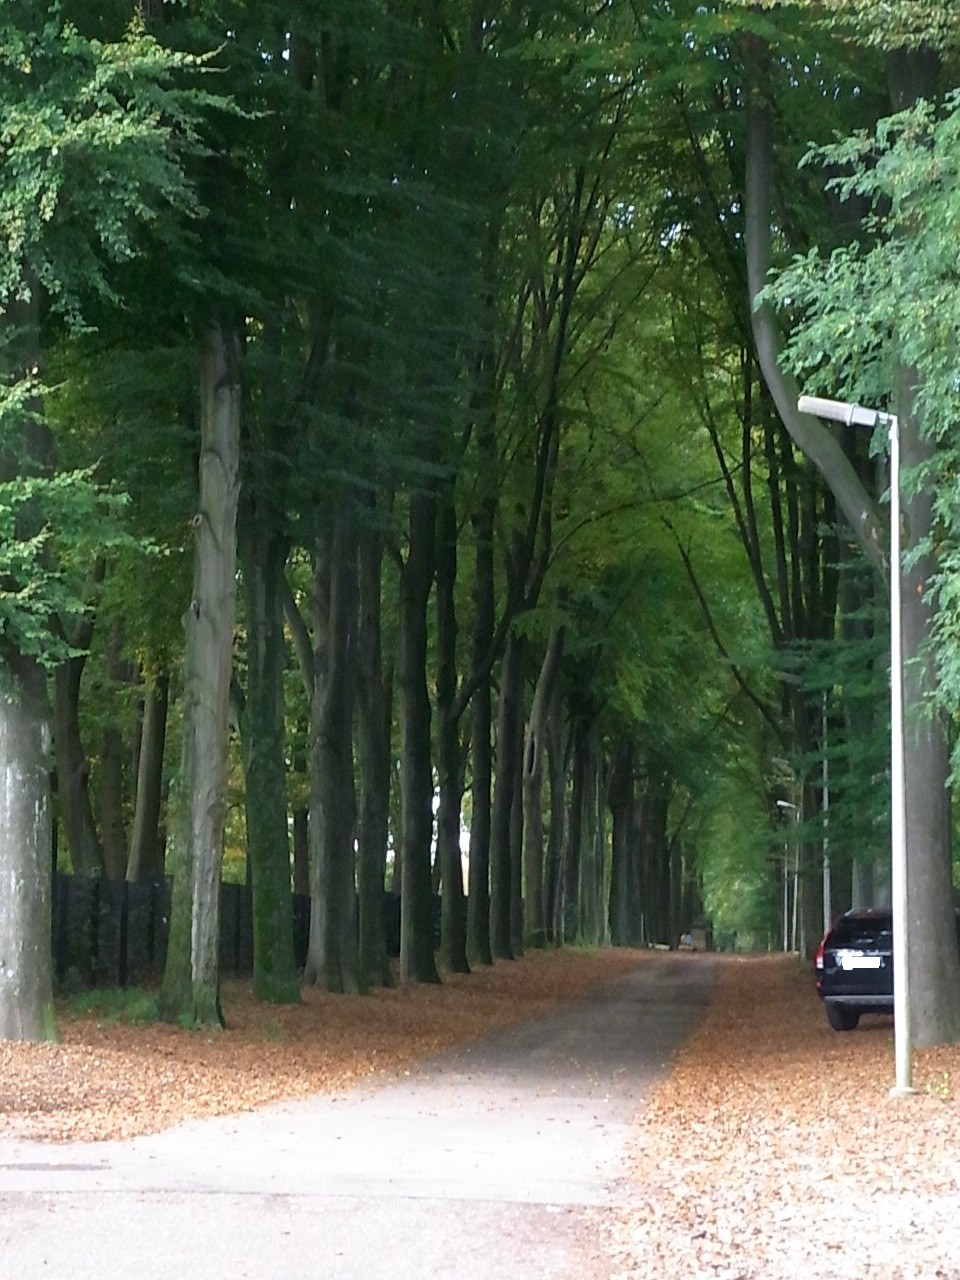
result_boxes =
[0,955,715,1280]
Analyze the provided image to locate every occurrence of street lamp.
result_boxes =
[797,394,911,1095]
[776,798,800,952]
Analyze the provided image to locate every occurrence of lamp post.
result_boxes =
[775,799,800,952]
[797,394,911,1095]
[822,689,831,940]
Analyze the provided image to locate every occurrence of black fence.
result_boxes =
[50,874,419,991]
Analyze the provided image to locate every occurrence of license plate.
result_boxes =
[840,954,882,970]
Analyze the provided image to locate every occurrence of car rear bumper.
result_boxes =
[823,993,893,1009]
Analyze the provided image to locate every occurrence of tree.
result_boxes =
[765,80,960,1043]
[0,7,212,1041]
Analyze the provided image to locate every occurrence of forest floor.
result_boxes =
[1,948,960,1277]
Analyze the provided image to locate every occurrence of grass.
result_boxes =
[66,987,159,1026]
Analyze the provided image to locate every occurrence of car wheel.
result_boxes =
[826,1003,860,1031]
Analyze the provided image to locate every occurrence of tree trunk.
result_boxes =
[489,630,526,959]
[239,515,299,1004]
[897,371,960,1045]
[399,489,440,984]
[639,769,671,946]
[466,479,495,967]
[579,725,602,946]
[435,492,469,973]
[561,719,586,944]
[544,694,568,943]
[301,548,329,988]
[522,623,564,949]
[53,654,104,877]
[608,741,635,946]
[317,512,360,994]
[159,318,241,1029]
[0,655,56,1042]
[356,515,392,989]
[99,625,131,881]
[0,281,56,1041]
[99,723,127,881]
[127,675,168,882]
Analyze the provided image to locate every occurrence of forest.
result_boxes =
[1,0,960,1047]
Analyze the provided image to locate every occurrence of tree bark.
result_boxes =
[579,725,603,946]
[302,546,329,986]
[489,630,526,959]
[316,512,360,994]
[399,489,441,984]
[435,491,469,973]
[608,741,635,946]
[466,449,496,967]
[99,625,131,881]
[544,694,569,943]
[356,514,392,989]
[126,675,168,882]
[522,623,564,949]
[561,719,587,945]
[896,370,960,1045]
[159,318,241,1029]
[53,652,105,877]
[0,281,56,1041]
[99,722,127,881]
[0,655,56,1042]
[239,513,300,1004]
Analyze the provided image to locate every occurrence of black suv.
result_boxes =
[814,909,894,1031]
[815,906,960,1031]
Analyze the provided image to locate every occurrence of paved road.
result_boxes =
[0,954,716,1280]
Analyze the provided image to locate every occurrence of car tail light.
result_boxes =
[814,937,826,971]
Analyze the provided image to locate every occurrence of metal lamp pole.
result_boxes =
[775,799,799,951]
[798,395,911,1095]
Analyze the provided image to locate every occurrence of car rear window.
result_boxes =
[828,915,892,948]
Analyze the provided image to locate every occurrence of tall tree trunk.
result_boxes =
[466,473,495,967]
[435,491,469,973]
[561,719,587,944]
[0,282,56,1041]
[896,369,960,1045]
[159,318,240,1029]
[127,675,168,882]
[301,550,328,987]
[53,652,104,877]
[99,625,131,880]
[99,724,127,881]
[608,741,635,946]
[544,693,568,943]
[356,515,392,989]
[399,489,440,984]
[0,655,56,1042]
[317,512,360,994]
[239,515,299,1004]
[489,630,526,959]
[579,725,602,946]
[639,769,672,946]
[522,623,564,950]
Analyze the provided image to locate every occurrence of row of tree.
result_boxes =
[1,0,959,1047]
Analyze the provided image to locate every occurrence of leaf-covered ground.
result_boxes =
[1,949,958,1278]
[0,947,648,1142]
[611,954,960,1280]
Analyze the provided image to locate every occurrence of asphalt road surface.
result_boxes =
[0,954,716,1280]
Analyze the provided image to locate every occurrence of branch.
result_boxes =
[663,516,784,741]
[744,90,884,572]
